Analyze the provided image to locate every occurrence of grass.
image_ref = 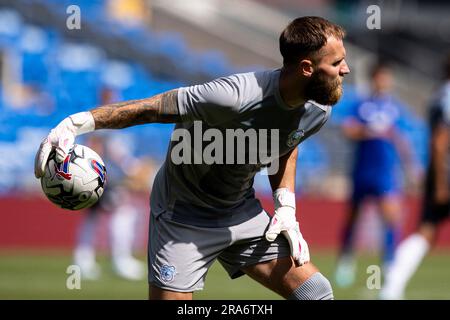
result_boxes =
[0,249,449,300]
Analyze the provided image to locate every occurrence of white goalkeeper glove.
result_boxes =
[265,188,310,266]
[34,112,95,178]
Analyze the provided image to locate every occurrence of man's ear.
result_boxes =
[300,59,314,77]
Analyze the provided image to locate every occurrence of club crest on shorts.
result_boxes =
[160,264,176,283]
[286,129,305,147]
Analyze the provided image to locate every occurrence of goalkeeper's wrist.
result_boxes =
[67,112,95,136]
[273,188,296,210]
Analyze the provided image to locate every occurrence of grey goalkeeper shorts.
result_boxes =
[148,209,291,292]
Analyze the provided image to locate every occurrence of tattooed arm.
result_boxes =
[35,89,181,177]
[92,89,181,129]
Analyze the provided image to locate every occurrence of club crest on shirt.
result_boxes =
[160,264,176,283]
[286,129,305,147]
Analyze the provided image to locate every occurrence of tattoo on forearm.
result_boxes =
[91,89,180,129]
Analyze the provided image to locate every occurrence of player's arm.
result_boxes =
[91,89,180,129]
[265,147,310,267]
[268,147,297,192]
[35,73,242,178]
[391,128,422,191]
[392,129,413,165]
[431,123,449,203]
[342,118,371,140]
[34,90,180,178]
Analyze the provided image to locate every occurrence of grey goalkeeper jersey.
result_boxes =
[150,69,331,227]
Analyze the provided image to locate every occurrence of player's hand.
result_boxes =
[265,206,310,267]
[34,112,95,178]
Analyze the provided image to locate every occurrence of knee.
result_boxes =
[288,272,334,300]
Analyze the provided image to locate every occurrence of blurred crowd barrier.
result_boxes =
[2,194,450,250]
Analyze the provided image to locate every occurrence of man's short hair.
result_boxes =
[279,16,345,66]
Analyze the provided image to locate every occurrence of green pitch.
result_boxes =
[1,249,449,300]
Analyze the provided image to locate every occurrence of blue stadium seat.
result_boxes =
[19,25,52,86]
[197,50,231,78]
[0,9,23,48]
[50,43,104,113]
[297,137,329,189]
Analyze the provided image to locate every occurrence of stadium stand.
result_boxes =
[0,0,428,197]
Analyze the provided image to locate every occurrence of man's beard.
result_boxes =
[304,72,343,106]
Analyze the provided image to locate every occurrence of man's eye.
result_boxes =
[333,60,342,67]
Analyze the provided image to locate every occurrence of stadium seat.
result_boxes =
[0,9,23,48]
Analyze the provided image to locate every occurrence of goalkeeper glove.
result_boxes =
[34,112,95,178]
[265,188,310,266]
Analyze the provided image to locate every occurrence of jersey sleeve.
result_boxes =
[177,75,244,126]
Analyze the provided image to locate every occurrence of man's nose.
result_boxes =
[340,60,350,75]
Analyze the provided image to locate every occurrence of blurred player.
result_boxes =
[380,54,450,299]
[74,88,147,281]
[73,133,148,280]
[35,17,350,300]
[334,63,416,288]
[72,134,105,280]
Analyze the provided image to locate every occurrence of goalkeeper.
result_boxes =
[34,16,349,300]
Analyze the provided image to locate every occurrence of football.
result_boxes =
[40,144,107,210]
